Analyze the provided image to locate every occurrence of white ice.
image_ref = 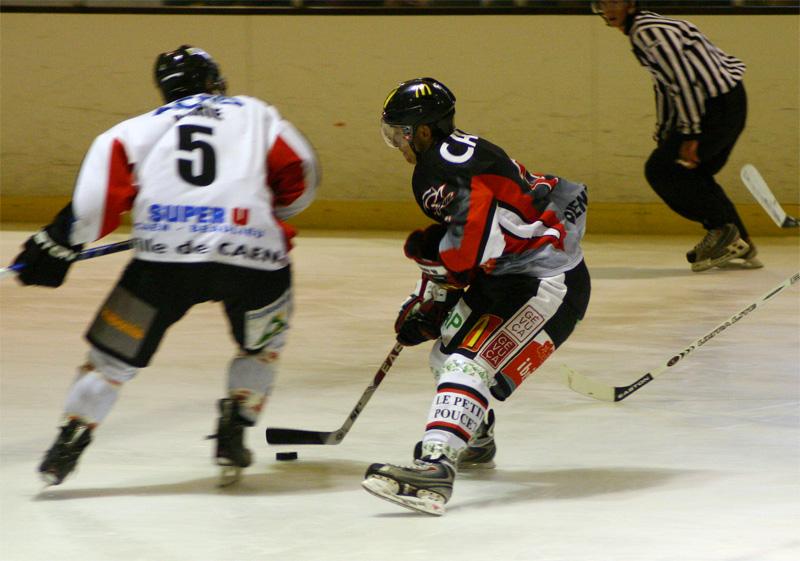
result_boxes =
[1,230,798,561]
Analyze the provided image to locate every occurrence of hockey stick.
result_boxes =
[0,239,134,281]
[562,271,800,402]
[740,164,799,228]
[266,342,404,445]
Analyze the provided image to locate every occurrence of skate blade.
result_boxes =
[458,459,496,470]
[716,256,764,270]
[218,466,243,487]
[361,477,446,516]
[39,470,62,488]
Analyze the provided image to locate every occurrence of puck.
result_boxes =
[276,451,298,461]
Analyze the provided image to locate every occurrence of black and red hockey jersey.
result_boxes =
[411,130,587,278]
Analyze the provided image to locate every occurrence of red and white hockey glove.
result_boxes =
[403,224,470,290]
[394,276,463,346]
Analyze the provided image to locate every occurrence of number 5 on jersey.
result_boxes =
[178,124,216,186]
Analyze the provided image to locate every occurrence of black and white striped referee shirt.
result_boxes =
[628,10,746,140]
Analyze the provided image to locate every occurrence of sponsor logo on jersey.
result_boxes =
[479,332,518,369]
[500,338,555,384]
[505,305,545,343]
[149,204,225,224]
[232,208,250,226]
[218,242,287,264]
[140,205,263,238]
[133,238,286,264]
[459,314,503,352]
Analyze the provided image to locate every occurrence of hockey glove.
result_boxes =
[404,224,470,289]
[12,205,83,287]
[394,276,463,346]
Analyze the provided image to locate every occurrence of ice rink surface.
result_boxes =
[1,229,798,561]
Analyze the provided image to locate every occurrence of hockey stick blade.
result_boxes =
[265,343,404,446]
[740,164,799,228]
[563,271,800,402]
[265,427,340,445]
[0,239,134,281]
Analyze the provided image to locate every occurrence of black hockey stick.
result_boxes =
[0,239,135,281]
[563,272,800,402]
[741,164,799,228]
[266,342,404,445]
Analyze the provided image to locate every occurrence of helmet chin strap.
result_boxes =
[406,125,422,157]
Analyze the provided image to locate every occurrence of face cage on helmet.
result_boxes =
[381,121,414,149]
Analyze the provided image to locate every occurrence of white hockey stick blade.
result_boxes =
[740,164,799,228]
[562,365,619,402]
[563,271,800,402]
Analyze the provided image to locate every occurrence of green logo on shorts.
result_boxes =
[255,314,288,347]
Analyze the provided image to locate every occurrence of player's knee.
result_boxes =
[87,346,138,385]
[439,354,493,394]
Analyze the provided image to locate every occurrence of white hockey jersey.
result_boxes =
[69,94,319,270]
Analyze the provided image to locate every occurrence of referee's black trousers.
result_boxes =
[644,82,750,240]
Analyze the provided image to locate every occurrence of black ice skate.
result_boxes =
[208,398,253,487]
[361,453,456,516]
[413,409,497,470]
[686,224,749,272]
[39,419,93,486]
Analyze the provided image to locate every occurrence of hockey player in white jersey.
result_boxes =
[11,45,319,486]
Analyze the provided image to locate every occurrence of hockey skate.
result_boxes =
[39,419,93,486]
[362,453,456,516]
[686,224,749,272]
[208,398,253,487]
[413,409,497,470]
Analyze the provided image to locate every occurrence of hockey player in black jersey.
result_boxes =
[361,78,592,515]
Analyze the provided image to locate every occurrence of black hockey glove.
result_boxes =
[394,276,463,346]
[12,204,83,287]
[404,224,471,289]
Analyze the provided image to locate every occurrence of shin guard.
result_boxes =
[422,355,491,461]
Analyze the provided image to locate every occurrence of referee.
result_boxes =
[593,0,761,272]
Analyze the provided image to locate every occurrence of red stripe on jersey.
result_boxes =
[482,173,537,216]
[482,173,566,252]
[439,177,495,273]
[267,135,307,208]
[425,421,472,442]
[100,139,137,238]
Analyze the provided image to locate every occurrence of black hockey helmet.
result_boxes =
[381,78,456,147]
[154,45,227,103]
